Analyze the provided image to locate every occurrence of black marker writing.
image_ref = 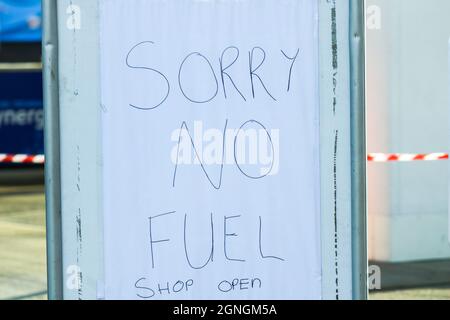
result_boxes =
[224,215,245,263]
[126,41,170,110]
[184,213,214,270]
[178,52,218,104]
[135,277,155,299]
[148,211,174,268]
[259,216,285,261]
[172,120,228,189]
[281,48,300,92]
[220,46,246,101]
[234,120,275,179]
[249,47,276,101]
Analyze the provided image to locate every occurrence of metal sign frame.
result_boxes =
[43,0,366,300]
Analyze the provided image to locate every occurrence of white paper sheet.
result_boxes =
[100,0,321,300]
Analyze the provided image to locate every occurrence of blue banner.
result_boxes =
[0,71,44,155]
[0,0,42,42]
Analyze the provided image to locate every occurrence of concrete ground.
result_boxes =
[371,286,450,300]
[0,186,47,299]
[0,168,449,300]
[369,260,450,300]
[0,168,47,300]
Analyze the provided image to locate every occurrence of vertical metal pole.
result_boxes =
[42,0,63,300]
[349,0,368,300]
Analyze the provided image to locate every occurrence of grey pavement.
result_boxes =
[0,181,47,300]
[371,285,450,300]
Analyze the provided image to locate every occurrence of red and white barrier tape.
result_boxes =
[0,153,448,164]
[368,153,449,162]
[0,154,45,164]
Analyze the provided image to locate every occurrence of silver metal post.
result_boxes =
[42,0,63,300]
[349,0,368,300]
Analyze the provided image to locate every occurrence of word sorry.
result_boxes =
[125,41,300,110]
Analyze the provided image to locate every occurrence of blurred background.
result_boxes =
[366,0,450,299]
[0,0,449,300]
[0,0,46,300]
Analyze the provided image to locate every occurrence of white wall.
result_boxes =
[367,0,450,262]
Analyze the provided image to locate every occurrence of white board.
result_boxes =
[51,0,360,300]
[100,0,321,300]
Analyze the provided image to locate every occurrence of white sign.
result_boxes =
[100,0,321,299]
